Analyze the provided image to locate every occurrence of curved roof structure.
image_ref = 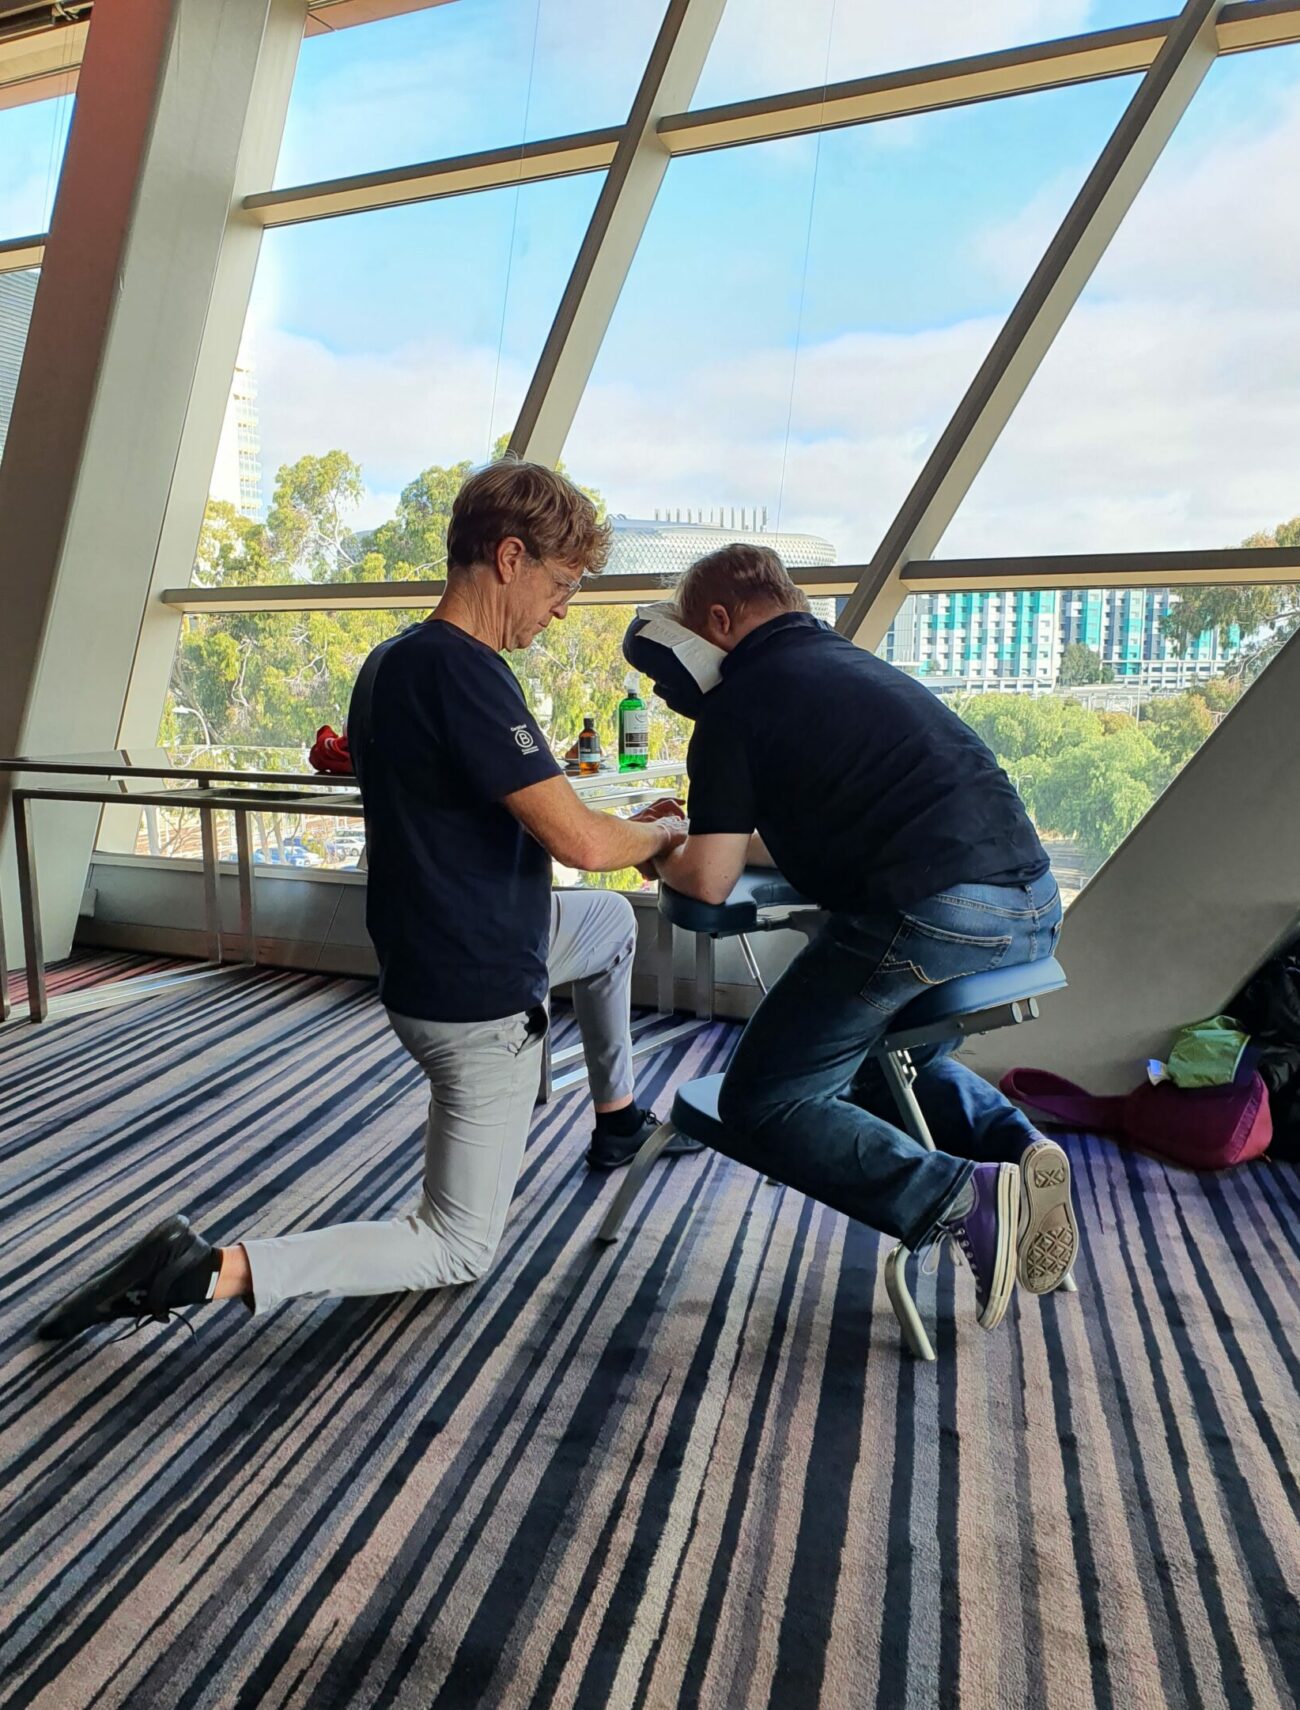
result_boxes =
[606,517,836,580]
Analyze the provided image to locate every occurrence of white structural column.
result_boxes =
[110,0,305,771]
[962,623,1300,1092]
[0,0,306,963]
[508,0,727,466]
[835,0,1225,652]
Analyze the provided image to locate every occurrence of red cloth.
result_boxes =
[308,725,353,775]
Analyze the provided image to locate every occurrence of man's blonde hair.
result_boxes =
[447,459,612,575]
[675,542,810,633]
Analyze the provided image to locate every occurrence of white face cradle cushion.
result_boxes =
[623,601,727,718]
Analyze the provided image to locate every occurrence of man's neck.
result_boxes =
[724,604,800,650]
[429,586,502,651]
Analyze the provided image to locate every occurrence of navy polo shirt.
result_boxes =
[686,613,1049,912]
[347,620,560,1022]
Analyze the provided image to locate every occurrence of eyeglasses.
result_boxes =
[550,569,584,601]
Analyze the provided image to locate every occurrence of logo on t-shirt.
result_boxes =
[512,724,540,756]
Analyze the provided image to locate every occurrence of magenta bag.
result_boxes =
[1000,1066,1272,1170]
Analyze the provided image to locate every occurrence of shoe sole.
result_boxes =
[1018,1140,1079,1294]
[585,1134,704,1171]
[979,1164,1021,1331]
[35,1215,192,1339]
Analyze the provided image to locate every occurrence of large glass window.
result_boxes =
[884,583,1266,902]
[0,93,74,237]
[941,44,1300,557]
[0,92,73,473]
[0,268,38,469]
[197,171,600,541]
[690,0,1156,111]
[562,77,1133,570]
[276,0,665,186]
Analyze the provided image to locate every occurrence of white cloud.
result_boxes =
[249,326,535,524]
[698,0,1095,103]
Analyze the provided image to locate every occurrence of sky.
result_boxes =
[1,1,1298,566]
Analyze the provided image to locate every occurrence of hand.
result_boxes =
[635,813,687,881]
[629,797,687,825]
[656,816,689,855]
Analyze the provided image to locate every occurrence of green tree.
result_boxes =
[266,450,364,580]
[1058,643,1113,686]
[953,692,1166,866]
[951,692,1095,770]
[1161,516,1300,680]
[1031,723,1163,863]
[1187,675,1243,718]
[1141,692,1214,779]
[369,460,473,579]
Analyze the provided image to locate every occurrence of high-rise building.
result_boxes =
[210,354,264,519]
[885,586,1227,692]
[0,269,39,467]
[1059,587,1228,686]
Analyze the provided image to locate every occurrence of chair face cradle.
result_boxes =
[597,871,1070,1358]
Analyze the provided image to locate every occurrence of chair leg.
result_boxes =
[879,1049,937,1152]
[596,1120,679,1245]
[885,1243,936,1362]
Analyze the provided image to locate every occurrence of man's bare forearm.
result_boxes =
[577,808,682,873]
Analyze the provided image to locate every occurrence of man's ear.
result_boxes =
[707,603,732,641]
[495,536,527,583]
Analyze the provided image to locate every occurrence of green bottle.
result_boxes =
[617,673,649,771]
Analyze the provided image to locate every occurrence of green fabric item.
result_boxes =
[1167,1014,1250,1089]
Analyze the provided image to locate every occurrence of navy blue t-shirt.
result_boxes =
[686,613,1048,912]
[347,620,560,1022]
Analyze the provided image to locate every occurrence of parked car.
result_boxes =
[252,844,320,868]
[326,832,366,860]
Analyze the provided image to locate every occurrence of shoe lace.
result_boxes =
[105,1311,197,1345]
[917,1221,977,1284]
[104,1280,199,1344]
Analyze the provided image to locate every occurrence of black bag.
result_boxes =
[1230,940,1300,1161]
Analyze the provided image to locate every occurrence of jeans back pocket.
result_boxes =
[861,914,1013,1010]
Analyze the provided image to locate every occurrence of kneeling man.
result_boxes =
[38,461,697,1340]
[645,545,1078,1332]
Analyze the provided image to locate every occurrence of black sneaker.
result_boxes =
[585,1108,705,1171]
[35,1215,215,1341]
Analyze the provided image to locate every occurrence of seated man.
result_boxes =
[643,544,1078,1332]
[38,460,697,1340]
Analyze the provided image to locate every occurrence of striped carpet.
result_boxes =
[5,948,188,1008]
[2,967,1299,1710]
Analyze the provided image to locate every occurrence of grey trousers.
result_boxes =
[243,889,637,1314]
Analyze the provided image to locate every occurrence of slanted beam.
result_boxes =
[659,1,1300,156]
[158,565,857,613]
[835,0,1226,653]
[0,16,85,112]
[245,129,620,227]
[509,0,728,466]
[902,546,1300,592]
[0,233,43,271]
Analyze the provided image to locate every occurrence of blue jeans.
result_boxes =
[716,871,1063,1249]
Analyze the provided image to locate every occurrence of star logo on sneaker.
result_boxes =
[512,725,539,755]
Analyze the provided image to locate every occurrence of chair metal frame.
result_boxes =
[597,911,1074,1360]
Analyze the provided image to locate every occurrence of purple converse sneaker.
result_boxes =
[1018,1137,1079,1294]
[940,1162,1022,1330]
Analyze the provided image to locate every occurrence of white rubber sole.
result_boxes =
[979,1163,1022,1331]
[1018,1139,1079,1294]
